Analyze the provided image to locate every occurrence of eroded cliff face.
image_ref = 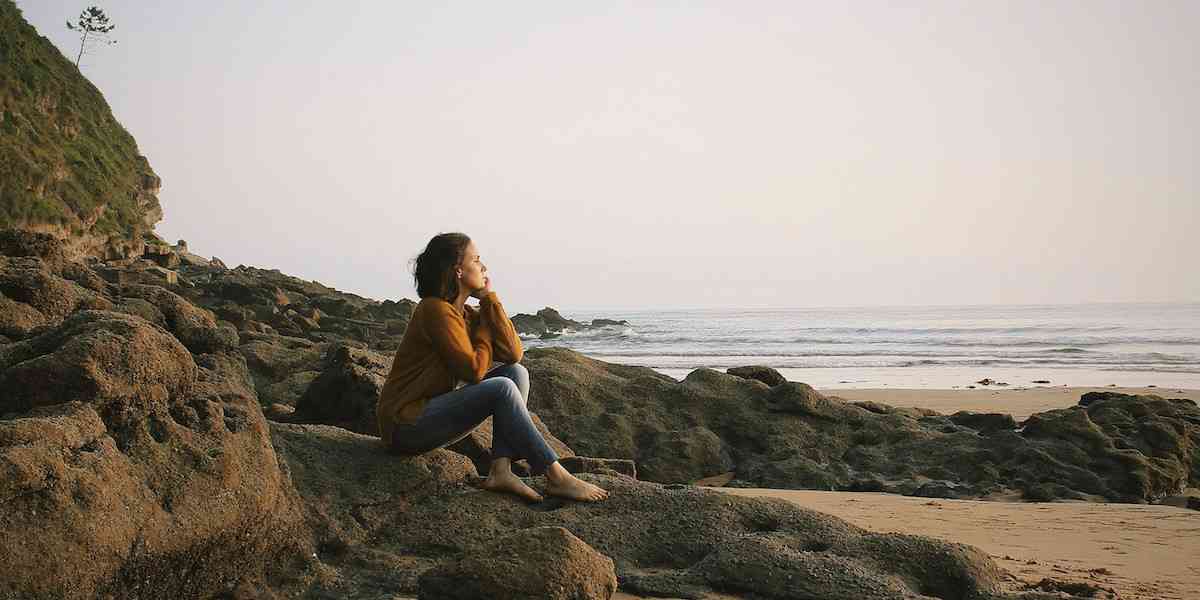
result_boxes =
[1,0,163,260]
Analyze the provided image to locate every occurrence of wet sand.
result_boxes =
[826,385,1199,419]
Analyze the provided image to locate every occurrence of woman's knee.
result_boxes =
[483,377,523,405]
[496,362,528,386]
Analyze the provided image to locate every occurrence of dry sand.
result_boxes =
[826,385,1199,420]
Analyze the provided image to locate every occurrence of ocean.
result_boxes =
[517,303,1200,389]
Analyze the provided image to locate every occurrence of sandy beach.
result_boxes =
[826,386,1199,420]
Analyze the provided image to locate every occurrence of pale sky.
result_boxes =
[19,1,1199,313]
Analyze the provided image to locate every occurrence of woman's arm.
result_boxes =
[476,291,524,363]
[425,300,494,384]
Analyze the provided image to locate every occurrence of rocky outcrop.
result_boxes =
[0,311,309,599]
[511,306,629,339]
[290,342,389,436]
[266,422,1041,600]
[522,347,1200,503]
[0,2,163,260]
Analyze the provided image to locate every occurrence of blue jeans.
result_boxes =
[389,362,560,476]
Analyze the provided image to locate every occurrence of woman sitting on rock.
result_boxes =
[377,232,609,503]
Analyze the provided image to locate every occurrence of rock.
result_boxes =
[766,382,869,421]
[0,254,113,339]
[145,247,180,269]
[0,311,309,599]
[590,318,629,327]
[913,480,969,499]
[559,456,637,479]
[0,229,69,267]
[117,283,238,354]
[638,426,733,483]
[291,343,389,436]
[269,422,474,548]
[522,347,1200,503]
[418,526,618,600]
[511,313,548,336]
[977,378,995,385]
[266,403,296,420]
[948,411,1019,433]
[726,365,786,387]
[511,307,625,338]
[385,474,1012,600]
[1032,379,1051,384]
[536,306,585,331]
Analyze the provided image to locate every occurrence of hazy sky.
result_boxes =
[19,1,1199,313]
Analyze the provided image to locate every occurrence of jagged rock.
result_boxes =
[727,365,787,387]
[559,456,637,479]
[0,254,113,339]
[117,283,238,354]
[418,526,618,600]
[510,313,548,336]
[144,246,180,269]
[291,343,389,436]
[511,307,626,338]
[0,229,69,267]
[536,306,585,331]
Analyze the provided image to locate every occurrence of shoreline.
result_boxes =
[824,385,1199,419]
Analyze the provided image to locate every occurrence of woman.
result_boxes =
[377,232,609,503]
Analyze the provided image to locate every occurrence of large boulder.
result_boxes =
[419,526,618,600]
[290,343,389,436]
[116,283,239,354]
[0,310,309,599]
[0,254,113,339]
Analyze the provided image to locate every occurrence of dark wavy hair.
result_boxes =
[411,232,472,302]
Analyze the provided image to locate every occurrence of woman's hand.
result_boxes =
[471,275,493,300]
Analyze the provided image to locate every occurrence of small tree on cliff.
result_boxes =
[65,6,117,68]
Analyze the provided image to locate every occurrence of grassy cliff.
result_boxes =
[0,0,162,258]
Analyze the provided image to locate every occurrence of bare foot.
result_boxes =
[481,471,543,503]
[545,472,609,502]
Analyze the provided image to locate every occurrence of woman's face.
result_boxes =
[458,241,487,291]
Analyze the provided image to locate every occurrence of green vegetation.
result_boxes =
[0,0,160,246]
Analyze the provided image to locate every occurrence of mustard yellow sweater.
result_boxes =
[376,291,524,443]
